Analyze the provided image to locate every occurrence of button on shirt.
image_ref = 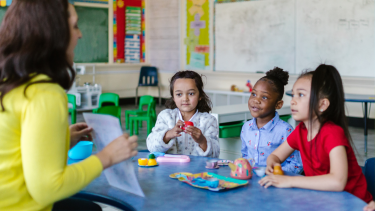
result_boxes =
[241,112,303,174]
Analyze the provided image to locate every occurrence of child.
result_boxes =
[241,67,303,174]
[147,70,220,158]
[259,64,373,203]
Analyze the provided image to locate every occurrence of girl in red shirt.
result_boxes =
[259,64,373,203]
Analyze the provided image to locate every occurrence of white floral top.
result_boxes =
[146,108,220,158]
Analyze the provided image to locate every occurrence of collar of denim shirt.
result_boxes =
[248,111,281,132]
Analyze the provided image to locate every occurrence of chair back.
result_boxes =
[147,98,156,118]
[98,93,119,107]
[67,94,76,110]
[138,66,159,87]
[97,106,121,118]
[364,157,375,197]
[73,192,136,211]
[138,95,154,110]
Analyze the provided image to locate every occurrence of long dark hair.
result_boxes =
[259,67,289,101]
[165,70,212,113]
[0,0,75,111]
[300,64,355,153]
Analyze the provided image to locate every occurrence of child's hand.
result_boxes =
[163,120,184,143]
[265,160,280,175]
[364,201,375,211]
[185,125,207,149]
[258,174,292,188]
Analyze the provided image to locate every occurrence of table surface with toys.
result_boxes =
[80,152,366,211]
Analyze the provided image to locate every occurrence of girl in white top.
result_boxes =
[147,70,220,158]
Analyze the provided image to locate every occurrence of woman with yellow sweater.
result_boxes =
[0,0,138,210]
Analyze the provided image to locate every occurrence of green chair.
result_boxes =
[129,98,156,136]
[67,94,77,124]
[125,95,154,130]
[96,106,122,126]
[93,93,120,113]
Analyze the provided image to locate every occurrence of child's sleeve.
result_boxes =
[146,110,176,153]
[195,114,220,158]
[240,125,250,159]
[281,126,304,174]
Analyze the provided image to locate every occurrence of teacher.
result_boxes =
[0,0,137,210]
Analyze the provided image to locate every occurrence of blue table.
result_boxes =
[79,152,366,211]
[286,91,375,154]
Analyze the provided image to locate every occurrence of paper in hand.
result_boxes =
[83,113,145,197]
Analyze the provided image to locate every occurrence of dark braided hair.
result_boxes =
[165,70,212,113]
[258,67,289,101]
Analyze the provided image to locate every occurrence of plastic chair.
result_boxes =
[364,157,375,197]
[129,98,156,136]
[125,95,154,130]
[96,106,122,126]
[67,94,77,124]
[136,66,161,106]
[93,93,120,113]
[72,191,136,211]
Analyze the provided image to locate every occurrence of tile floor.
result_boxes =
[73,104,375,166]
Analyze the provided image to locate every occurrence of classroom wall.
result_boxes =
[74,0,375,120]
[80,64,375,119]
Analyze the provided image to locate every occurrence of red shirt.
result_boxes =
[287,122,373,203]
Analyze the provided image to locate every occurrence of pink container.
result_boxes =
[156,154,190,163]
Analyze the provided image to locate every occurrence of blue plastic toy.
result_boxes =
[68,141,93,160]
[192,177,219,188]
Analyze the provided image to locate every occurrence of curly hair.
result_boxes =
[165,70,212,113]
[258,67,289,101]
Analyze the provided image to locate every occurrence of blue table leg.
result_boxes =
[364,102,368,155]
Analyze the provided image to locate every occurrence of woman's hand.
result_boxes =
[258,174,293,189]
[163,120,184,143]
[69,123,93,148]
[185,125,207,151]
[364,201,375,211]
[95,133,138,169]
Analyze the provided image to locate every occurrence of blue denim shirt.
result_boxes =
[241,112,303,174]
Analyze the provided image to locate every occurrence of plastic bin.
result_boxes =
[279,115,292,123]
[219,121,244,138]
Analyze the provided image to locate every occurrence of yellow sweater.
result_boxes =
[0,74,103,210]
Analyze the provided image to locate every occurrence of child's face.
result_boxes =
[248,80,281,120]
[291,76,312,122]
[173,78,200,113]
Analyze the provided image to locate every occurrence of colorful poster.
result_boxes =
[185,0,210,69]
[114,0,144,63]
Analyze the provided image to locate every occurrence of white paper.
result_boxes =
[83,113,145,197]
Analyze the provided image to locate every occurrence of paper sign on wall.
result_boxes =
[190,52,205,69]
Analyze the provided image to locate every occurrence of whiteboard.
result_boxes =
[147,0,180,72]
[215,0,295,73]
[296,0,375,77]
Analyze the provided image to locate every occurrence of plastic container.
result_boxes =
[219,121,244,138]
[279,115,292,123]
[68,141,93,160]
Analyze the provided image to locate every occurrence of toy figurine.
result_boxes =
[246,80,253,92]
